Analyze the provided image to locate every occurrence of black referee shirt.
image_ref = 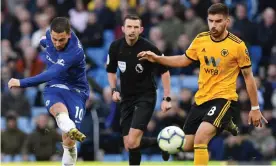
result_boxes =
[106,36,168,97]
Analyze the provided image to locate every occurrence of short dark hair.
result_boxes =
[50,17,71,34]
[123,14,142,26]
[6,112,17,121]
[208,3,229,16]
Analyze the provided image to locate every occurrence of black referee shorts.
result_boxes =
[120,91,156,136]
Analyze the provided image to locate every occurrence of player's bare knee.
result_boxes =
[127,137,140,149]
[49,103,68,117]
[194,122,216,144]
[194,134,208,145]
[194,131,206,144]
[127,140,139,149]
[127,128,143,149]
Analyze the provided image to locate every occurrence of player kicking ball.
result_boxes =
[8,17,89,166]
[138,3,268,165]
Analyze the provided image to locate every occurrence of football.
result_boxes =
[157,126,186,154]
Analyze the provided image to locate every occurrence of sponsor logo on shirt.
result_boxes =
[46,53,56,64]
[135,64,143,73]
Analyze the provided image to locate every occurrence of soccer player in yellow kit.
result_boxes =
[138,3,268,165]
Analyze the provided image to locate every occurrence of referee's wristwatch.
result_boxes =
[163,96,171,102]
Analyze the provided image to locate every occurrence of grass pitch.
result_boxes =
[1,161,275,166]
[0,161,222,166]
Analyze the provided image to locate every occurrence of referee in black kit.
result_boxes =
[106,15,172,165]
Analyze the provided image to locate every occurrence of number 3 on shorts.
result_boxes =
[75,106,84,121]
[207,106,216,116]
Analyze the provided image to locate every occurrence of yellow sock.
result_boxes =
[194,144,209,166]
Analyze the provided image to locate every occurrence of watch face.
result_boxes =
[164,97,171,102]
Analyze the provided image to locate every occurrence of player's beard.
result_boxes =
[211,25,227,40]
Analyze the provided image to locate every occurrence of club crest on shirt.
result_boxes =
[245,49,249,55]
[118,61,126,73]
[45,100,50,106]
[221,49,229,57]
[57,59,65,66]
[135,64,144,73]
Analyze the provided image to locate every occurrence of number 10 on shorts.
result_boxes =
[75,106,84,121]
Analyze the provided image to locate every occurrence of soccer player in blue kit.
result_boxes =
[8,17,89,166]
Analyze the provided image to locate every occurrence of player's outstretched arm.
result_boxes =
[241,67,268,127]
[138,51,193,68]
[14,49,80,89]
[9,58,72,89]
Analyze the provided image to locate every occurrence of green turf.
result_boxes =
[1,161,275,166]
[0,161,224,166]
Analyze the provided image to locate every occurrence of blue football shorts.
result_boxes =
[43,87,87,130]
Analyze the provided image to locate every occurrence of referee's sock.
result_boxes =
[194,144,209,165]
[139,137,157,149]
[55,112,76,133]
[129,147,141,166]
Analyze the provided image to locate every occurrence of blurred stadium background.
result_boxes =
[1,0,276,165]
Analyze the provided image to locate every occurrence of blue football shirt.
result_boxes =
[20,30,89,98]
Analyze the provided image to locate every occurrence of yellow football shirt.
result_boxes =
[185,31,251,105]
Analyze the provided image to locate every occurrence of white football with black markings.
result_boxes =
[157,126,186,154]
